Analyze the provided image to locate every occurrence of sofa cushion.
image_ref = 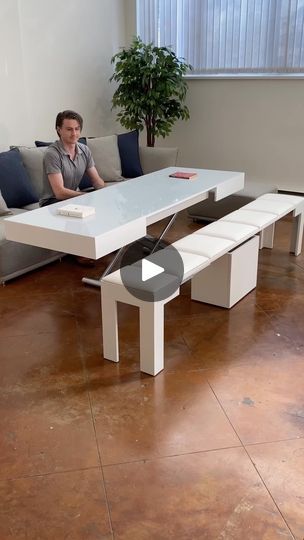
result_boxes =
[0,149,38,207]
[22,202,40,211]
[139,147,179,174]
[0,190,12,216]
[117,130,143,178]
[0,207,62,283]
[17,146,48,199]
[34,138,92,190]
[87,135,122,182]
[0,208,27,242]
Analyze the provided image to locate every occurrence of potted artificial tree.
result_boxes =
[110,37,191,147]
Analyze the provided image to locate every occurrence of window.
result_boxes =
[137,0,304,77]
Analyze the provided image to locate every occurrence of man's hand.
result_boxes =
[87,167,105,189]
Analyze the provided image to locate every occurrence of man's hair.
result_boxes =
[55,110,83,135]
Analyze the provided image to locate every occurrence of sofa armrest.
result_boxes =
[139,147,179,175]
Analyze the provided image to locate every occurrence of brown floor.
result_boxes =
[0,212,304,540]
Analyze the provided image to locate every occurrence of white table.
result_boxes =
[4,167,244,261]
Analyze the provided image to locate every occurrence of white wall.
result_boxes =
[0,0,128,147]
[159,79,304,193]
[2,0,303,192]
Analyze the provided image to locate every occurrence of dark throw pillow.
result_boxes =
[79,173,92,190]
[34,140,52,147]
[35,137,87,147]
[117,130,143,178]
[0,149,38,207]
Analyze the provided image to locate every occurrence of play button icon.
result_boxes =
[142,259,164,282]
[120,238,184,302]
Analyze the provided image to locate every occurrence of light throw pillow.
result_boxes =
[139,146,179,175]
[0,190,12,215]
[87,135,122,182]
[0,149,38,207]
[17,146,47,199]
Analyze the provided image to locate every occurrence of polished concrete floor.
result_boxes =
[0,212,304,539]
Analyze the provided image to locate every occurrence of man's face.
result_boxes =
[58,119,81,145]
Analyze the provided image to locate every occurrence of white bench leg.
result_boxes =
[290,212,304,256]
[139,301,165,376]
[101,287,119,362]
[260,223,275,249]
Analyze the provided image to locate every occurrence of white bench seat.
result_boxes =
[171,250,210,282]
[172,234,235,260]
[104,249,211,286]
[194,221,259,242]
[100,192,304,376]
[222,209,278,228]
[259,193,304,209]
[137,248,211,283]
[243,199,296,216]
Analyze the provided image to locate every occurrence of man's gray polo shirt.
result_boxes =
[40,140,94,206]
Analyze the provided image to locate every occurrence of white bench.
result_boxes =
[100,193,304,376]
[218,193,304,254]
[101,249,211,375]
[187,193,304,306]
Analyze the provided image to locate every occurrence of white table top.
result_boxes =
[4,167,244,259]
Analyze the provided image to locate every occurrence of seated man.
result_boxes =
[40,110,105,265]
[39,109,104,207]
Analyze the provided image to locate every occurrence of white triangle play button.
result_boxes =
[142,259,164,282]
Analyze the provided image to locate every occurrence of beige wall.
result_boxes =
[159,79,304,193]
[0,0,128,147]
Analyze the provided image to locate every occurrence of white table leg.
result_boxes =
[101,287,119,362]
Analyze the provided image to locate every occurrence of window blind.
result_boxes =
[137,0,304,76]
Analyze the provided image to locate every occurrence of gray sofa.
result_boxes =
[0,141,178,283]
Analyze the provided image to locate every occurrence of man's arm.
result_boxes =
[48,173,82,200]
[86,167,105,189]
